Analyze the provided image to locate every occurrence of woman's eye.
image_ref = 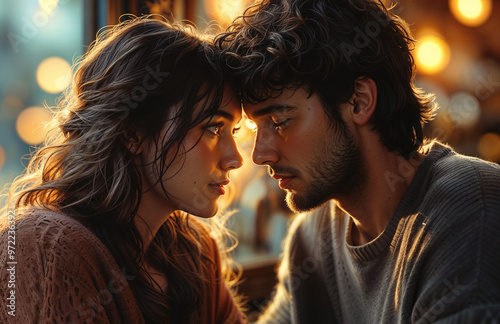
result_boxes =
[207,122,223,136]
[232,127,241,137]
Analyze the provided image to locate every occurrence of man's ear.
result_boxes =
[350,76,377,126]
[122,130,144,155]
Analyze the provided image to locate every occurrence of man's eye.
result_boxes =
[207,122,224,135]
[273,119,288,131]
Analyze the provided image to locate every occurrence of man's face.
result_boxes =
[244,87,365,212]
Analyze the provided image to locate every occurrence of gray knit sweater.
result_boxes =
[257,142,500,323]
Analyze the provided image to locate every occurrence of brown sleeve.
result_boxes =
[189,218,244,324]
[209,235,244,324]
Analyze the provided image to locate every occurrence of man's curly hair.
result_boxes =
[216,0,437,158]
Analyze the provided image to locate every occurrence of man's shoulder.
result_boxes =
[419,143,500,232]
[425,142,500,202]
[428,142,499,181]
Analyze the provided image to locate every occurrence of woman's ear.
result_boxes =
[350,77,377,126]
[123,130,144,154]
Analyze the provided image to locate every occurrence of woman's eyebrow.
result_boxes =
[248,104,296,119]
[213,110,242,123]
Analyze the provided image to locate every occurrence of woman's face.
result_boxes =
[139,87,244,218]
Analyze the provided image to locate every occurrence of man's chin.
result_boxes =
[285,191,329,213]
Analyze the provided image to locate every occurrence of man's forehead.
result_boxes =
[243,103,297,120]
[242,87,306,118]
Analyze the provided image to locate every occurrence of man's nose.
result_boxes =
[252,129,279,166]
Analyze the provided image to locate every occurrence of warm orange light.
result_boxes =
[0,145,5,171]
[245,118,257,131]
[381,0,394,7]
[416,35,450,75]
[478,132,500,162]
[39,0,59,14]
[16,106,53,145]
[36,57,71,94]
[449,0,492,27]
[204,0,253,26]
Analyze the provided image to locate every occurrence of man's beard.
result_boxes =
[286,125,365,213]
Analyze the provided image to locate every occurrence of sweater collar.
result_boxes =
[343,141,454,261]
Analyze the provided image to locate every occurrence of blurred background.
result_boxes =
[1,0,500,317]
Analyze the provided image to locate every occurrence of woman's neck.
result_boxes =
[135,189,174,253]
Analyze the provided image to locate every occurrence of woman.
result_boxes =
[0,17,245,323]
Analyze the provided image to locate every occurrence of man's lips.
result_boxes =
[208,180,230,195]
[272,175,296,189]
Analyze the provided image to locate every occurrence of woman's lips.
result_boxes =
[209,180,229,195]
[209,184,226,195]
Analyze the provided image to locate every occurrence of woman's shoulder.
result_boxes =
[11,207,85,225]
[0,208,143,323]
[4,208,94,243]
[1,207,129,294]
[1,208,113,267]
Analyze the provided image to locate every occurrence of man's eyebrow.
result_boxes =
[249,104,296,118]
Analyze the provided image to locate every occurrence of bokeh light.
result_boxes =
[15,106,53,145]
[36,56,72,94]
[449,0,492,27]
[447,92,481,128]
[3,81,30,102]
[416,34,451,75]
[204,0,253,26]
[0,145,5,172]
[1,96,24,118]
[478,132,500,162]
[39,0,59,14]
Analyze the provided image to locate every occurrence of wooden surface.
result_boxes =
[237,257,279,303]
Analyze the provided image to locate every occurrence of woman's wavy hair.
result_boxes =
[3,16,242,323]
[216,0,437,158]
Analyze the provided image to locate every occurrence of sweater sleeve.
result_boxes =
[255,277,293,324]
[39,249,113,324]
[189,218,244,324]
[210,236,245,324]
[256,214,308,324]
[412,160,500,324]
[432,305,500,324]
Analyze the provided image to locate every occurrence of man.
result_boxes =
[216,0,500,323]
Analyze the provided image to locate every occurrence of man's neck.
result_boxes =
[337,142,425,246]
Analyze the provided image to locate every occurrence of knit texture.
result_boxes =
[0,209,242,323]
[257,141,500,323]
